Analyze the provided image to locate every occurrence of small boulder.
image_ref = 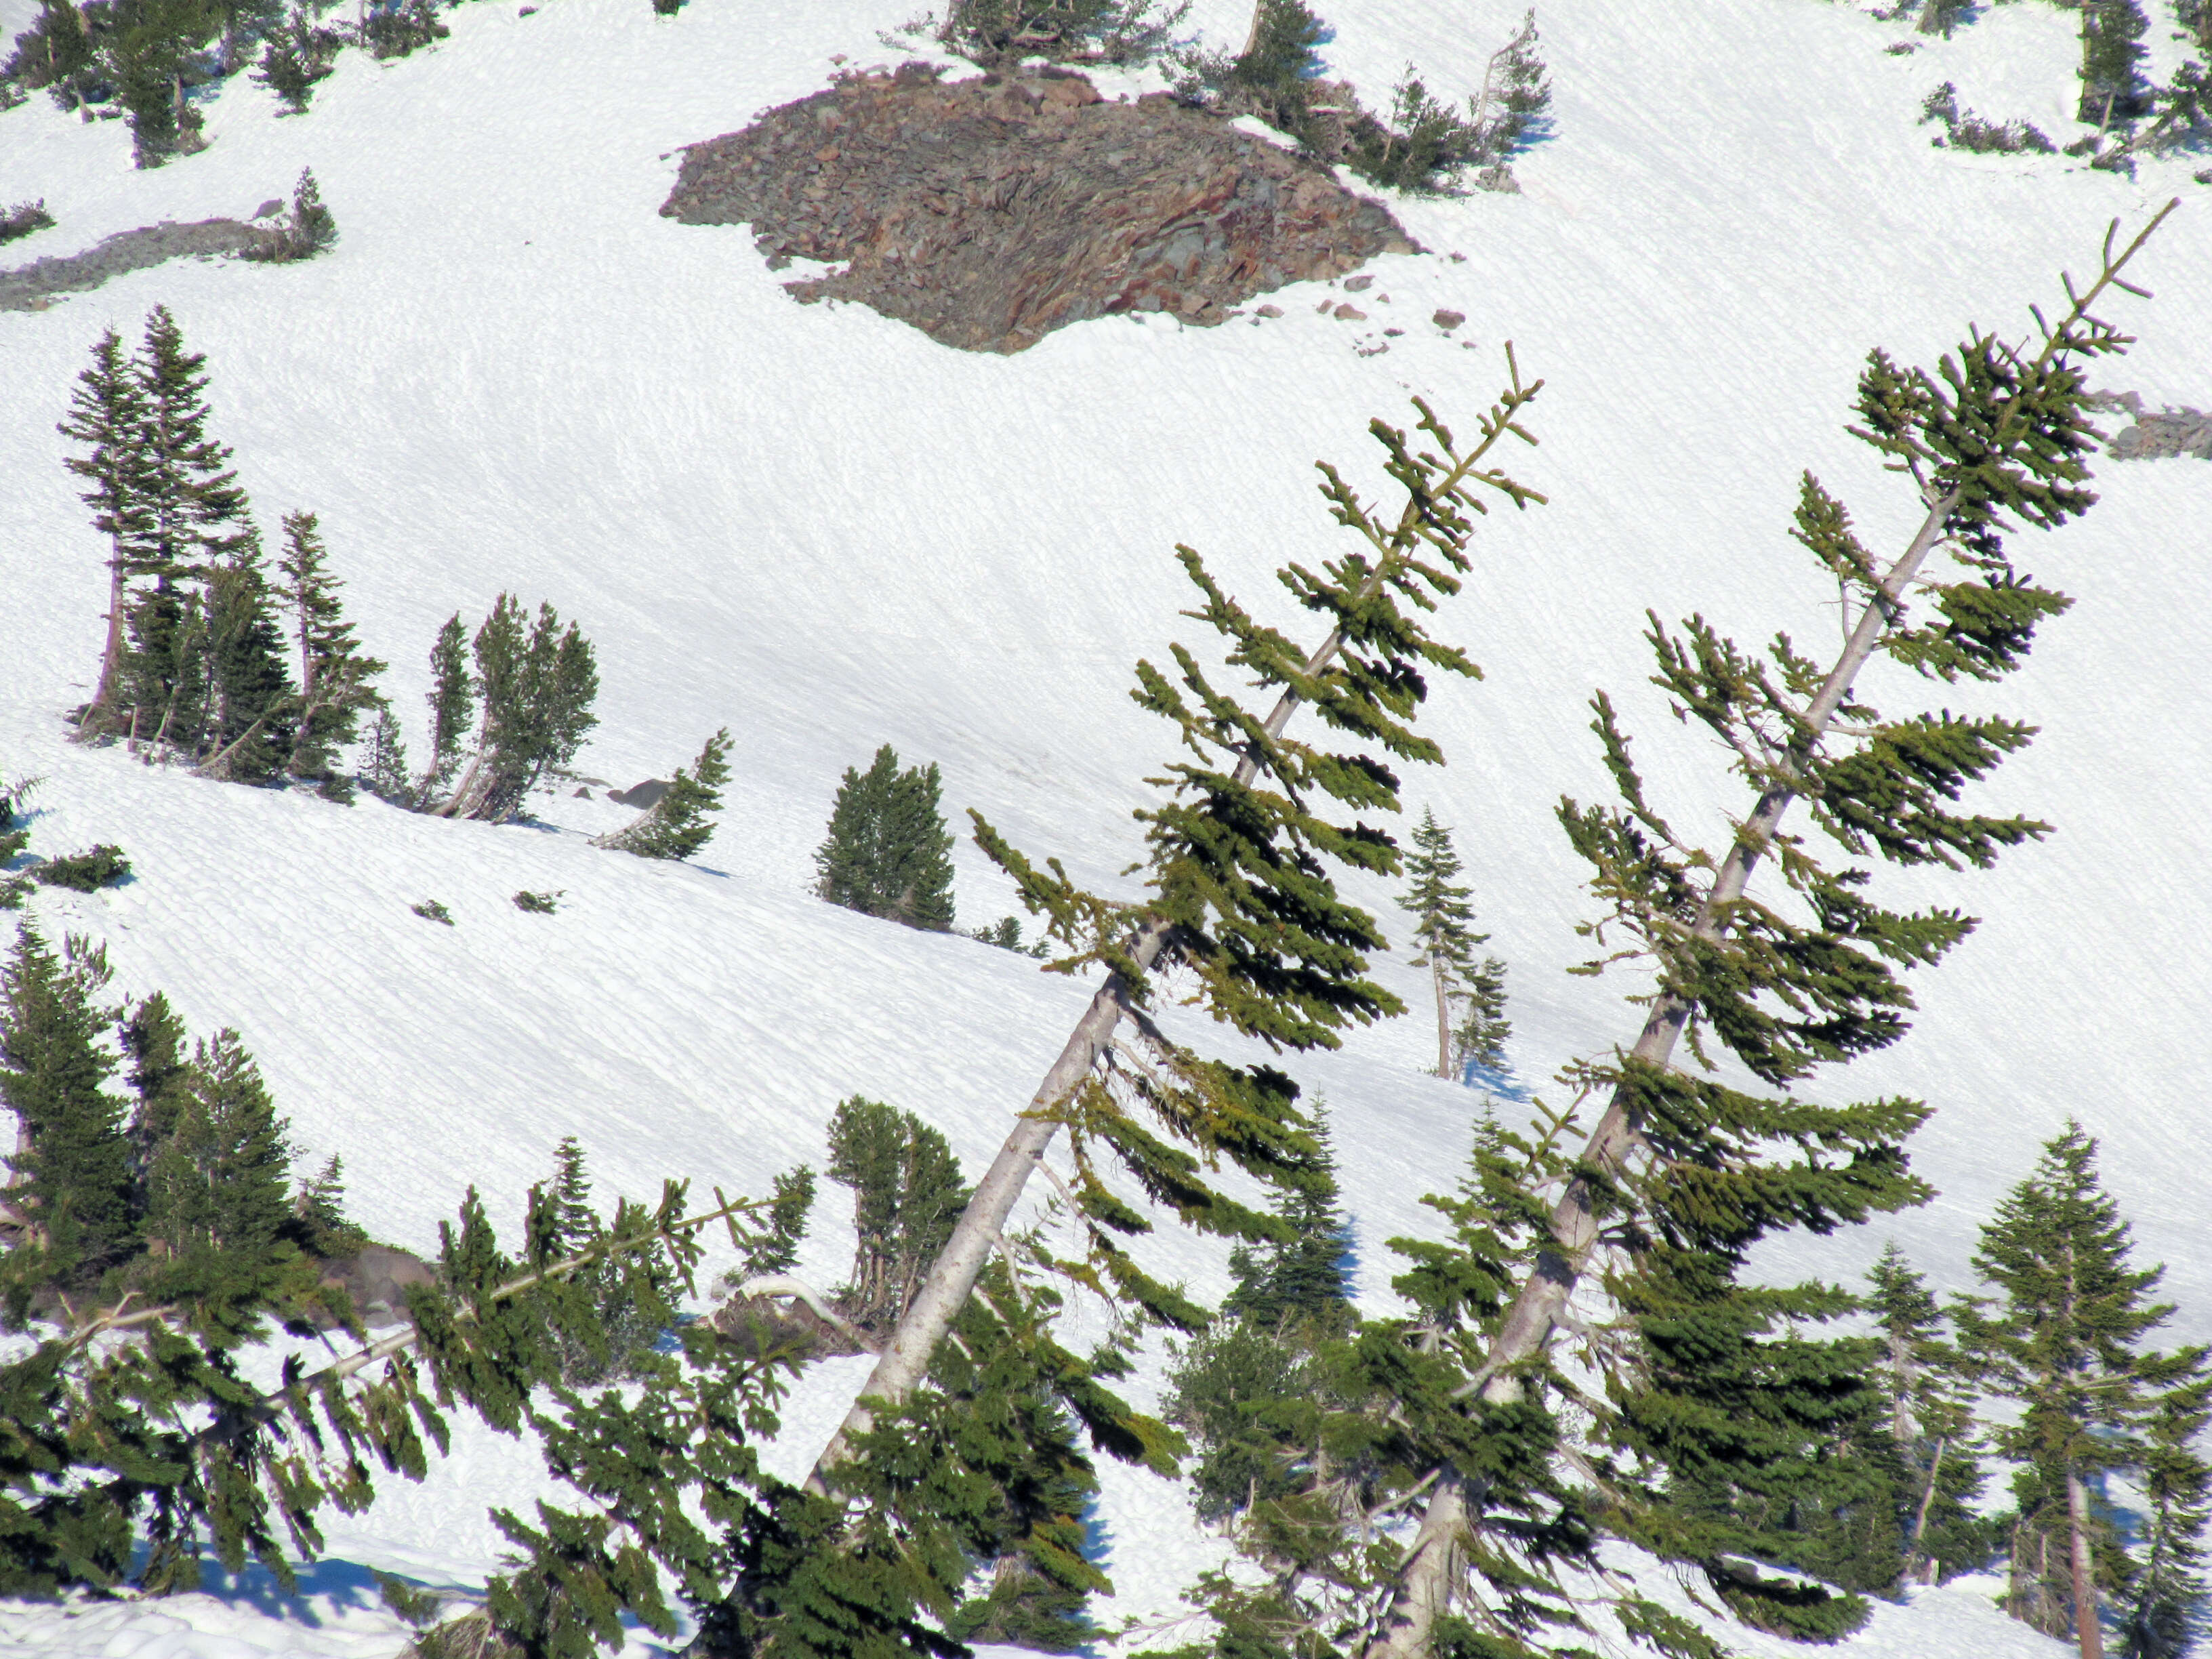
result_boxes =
[1333,303,1366,321]
[1256,303,1284,318]
[1344,274,1375,292]
[1432,308,1466,331]
[251,199,285,220]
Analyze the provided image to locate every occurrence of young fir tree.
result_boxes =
[0,775,35,912]
[1450,953,1510,1074]
[1961,1122,2211,1659]
[1864,1240,1994,1584]
[823,1094,970,1336]
[1351,210,2176,1659]
[813,745,957,930]
[769,369,1547,1659]
[119,989,194,1176]
[2118,1382,2211,1659]
[416,613,474,804]
[276,510,385,798]
[140,1029,295,1261]
[292,1151,368,1256]
[595,728,731,859]
[196,529,299,781]
[57,327,155,733]
[535,1135,677,1385]
[3,0,98,110]
[0,924,134,1283]
[1396,807,1492,1080]
[252,5,340,114]
[2078,0,2153,125]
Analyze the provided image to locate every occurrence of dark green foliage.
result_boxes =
[1863,1242,1995,1582]
[1221,1110,1353,1335]
[651,0,684,16]
[360,700,411,802]
[1920,82,2057,153]
[100,0,224,167]
[1345,68,1483,194]
[3,0,99,108]
[814,745,956,930]
[825,1096,969,1334]
[1398,808,1511,1078]
[199,533,300,782]
[59,327,155,731]
[1917,0,1967,39]
[535,1138,680,1386]
[292,1153,369,1257]
[2079,0,2152,123]
[276,510,384,797]
[0,926,134,1280]
[930,0,1187,68]
[967,915,1050,956]
[0,199,54,244]
[727,1165,815,1279]
[33,844,131,892]
[419,613,475,802]
[363,0,446,60]
[1962,1123,2212,1649]
[140,1030,294,1260]
[411,897,454,925]
[0,783,32,911]
[438,595,600,821]
[513,889,560,914]
[597,728,730,860]
[251,7,340,113]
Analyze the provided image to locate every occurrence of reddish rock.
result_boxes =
[661,64,1416,354]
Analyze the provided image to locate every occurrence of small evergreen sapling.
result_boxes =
[253,5,342,112]
[277,510,385,798]
[0,780,33,910]
[823,1094,969,1336]
[595,728,730,859]
[31,844,131,892]
[1864,1241,1994,1584]
[1396,808,1511,1079]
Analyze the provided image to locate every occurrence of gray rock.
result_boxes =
[0,217,281,311]
[252,198,285,220]
[2110,407,2212,461]
[612,778,673,809]
[1432,308,1466,331]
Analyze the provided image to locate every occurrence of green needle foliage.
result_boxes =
[1962,1122,2211,1652]
[815,745,957,930]
[597,728,732,861]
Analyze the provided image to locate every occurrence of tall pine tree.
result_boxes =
[1963,1122,2211,1659]
[814,745,957,930]
[57,328,154,734]
[276,510,385,798]
[1864,1240,1993,1584]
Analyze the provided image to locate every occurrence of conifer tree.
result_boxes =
[292,1152,368,1256]
[0,925,134,1279]
[813,745,957,930]
[1356,209,2176,1659]
[1450,953,1510,1074]
[359,699,411,802]
[2078,0,2152,125]
[276,510,384,798]
[57,328,154,733]
[119,989,194,1176]
[1222,1108,1353,1334]
[134,306,251,580]
[1864,1240,1992,1583]
[795,361,1547,1557]
[0,779,34,912]
[823,1095,969,1335]
[196,531,299,781]
[1962,1122,2211,1659]
[595,728,731,859]
[140,1030,295,1259]
[417,613,474,804]
[1397,808,1490,1080]
[430,595,600,821]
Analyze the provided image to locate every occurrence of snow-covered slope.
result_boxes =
[1,0,2206,1652]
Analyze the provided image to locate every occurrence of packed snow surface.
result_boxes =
[1,0,2207,1652]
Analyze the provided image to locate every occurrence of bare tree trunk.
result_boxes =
[1359,483,1961,1659]
[1906,1435,1946,1580]
[1430,947,1453,1080]
[2068,1468,2104,1659]
[91,553,128,722]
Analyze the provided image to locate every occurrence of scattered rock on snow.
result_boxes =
[1255,303,1284,317]
[660,63,1417,354]
[1332,303,1366,321]
[0,217,285,312]
[1344,273,1374,292]
[1432,308,1466,331]
[2109,407,2212,461]
[611,778,673,809]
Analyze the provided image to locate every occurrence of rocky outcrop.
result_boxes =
[661,63,1416,354]
[0,217,281,312]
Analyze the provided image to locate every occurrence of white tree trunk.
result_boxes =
[1359,488,1960,1659]
[1430,947,1453,1080]
[2068,1467,2104,1659]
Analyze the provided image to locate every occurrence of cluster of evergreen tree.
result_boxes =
[0,0,460,159]
[814,744,958,929]
[60,307,382,794]
[0,919,365,1306]
[924,0,1189,68]
[1172,0,1549,194]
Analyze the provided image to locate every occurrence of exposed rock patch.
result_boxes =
[660,64,1417,354]
[0,217,282,312]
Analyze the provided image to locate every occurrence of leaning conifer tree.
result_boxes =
[1355,205,2177,1659]
[277,510,386,798]
[595,728,731,859]
[1397,808,1490,1080]
[796,363,1547,1517]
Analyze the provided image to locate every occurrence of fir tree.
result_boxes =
[1864,1240,1994,1583]
[595,728,731,859]
[0,778,34,912]
[823,1095,969,1334]
[292,1152,367,1256]
[1358,211,2174,1659]
[141,1029,295,1260]
[417,613,474,804]
[1450,952,1510,1073]
[1962,1122,2212,1659]
[1222,1108,1353,1334]
[813,745,956,930]
[102,0,220,167]
[359,699,411,803]
[0,924,133,1281]
[56,328,154,732]
[3,0,98,110]
[119,989,194,1176]
[196,530,298,781]
[1396,807,1489,1080]
[276,510,384,798]
[251,5,339,113]
[2079,0,2153,125]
